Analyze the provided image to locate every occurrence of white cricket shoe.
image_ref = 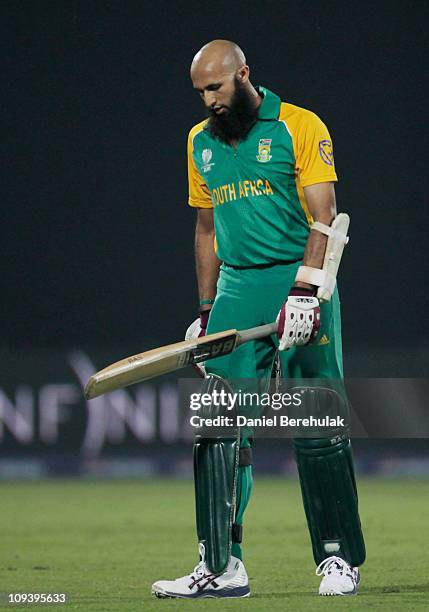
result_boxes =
[316,555,360,596]
[151,544,250,599]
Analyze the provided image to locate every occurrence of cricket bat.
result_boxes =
[84,321,278,399]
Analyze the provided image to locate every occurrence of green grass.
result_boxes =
[0,478,428,610]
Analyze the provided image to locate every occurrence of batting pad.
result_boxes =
[194,437,240,574]
[293,436,366,566]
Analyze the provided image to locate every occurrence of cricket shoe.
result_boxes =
[151,544,250,599]
[316,555,360,596]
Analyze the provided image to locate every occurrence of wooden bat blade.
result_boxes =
[84,328,239,400]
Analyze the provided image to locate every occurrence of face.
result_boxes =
[191,65,258,143]
[191,67,238,115]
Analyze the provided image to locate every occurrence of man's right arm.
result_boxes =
[195,208,220,312]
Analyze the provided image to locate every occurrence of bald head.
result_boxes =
[191,40,246,78]
[190,40,260,118]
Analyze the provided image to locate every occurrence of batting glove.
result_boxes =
[276,287,321,351]
[185,310,211,377]
[185,310,210,340]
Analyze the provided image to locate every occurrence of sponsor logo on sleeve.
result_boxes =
[319,140,334,166]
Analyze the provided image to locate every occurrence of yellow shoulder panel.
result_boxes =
[278,103,338,188]
[188,119,207,145]
[187,120,212,209]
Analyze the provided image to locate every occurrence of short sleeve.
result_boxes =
[294,112,338,187]
[187,128,213,209]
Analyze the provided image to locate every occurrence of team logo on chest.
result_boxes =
[201,148,215,173]
[256,138,272,163]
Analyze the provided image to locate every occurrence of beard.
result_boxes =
[206,78,259,143]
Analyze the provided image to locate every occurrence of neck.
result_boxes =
[246,82,262,110]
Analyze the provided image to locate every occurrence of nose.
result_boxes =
[204,91,217,108]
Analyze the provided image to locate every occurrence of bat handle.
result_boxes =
[237,321,278,345]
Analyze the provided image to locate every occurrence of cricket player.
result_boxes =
[152,40,365,599]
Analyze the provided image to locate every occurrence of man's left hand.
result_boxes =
[276,288,321,351]
[185,310,211,377]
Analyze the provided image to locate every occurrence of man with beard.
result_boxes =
[152,40,365,599]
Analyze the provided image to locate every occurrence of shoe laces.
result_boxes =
[315,556,352,578]
[190,560,208,581]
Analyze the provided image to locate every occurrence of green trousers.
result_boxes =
[207,261,343,381]
[205,261,344,561]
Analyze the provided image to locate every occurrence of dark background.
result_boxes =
[3,1,428,365]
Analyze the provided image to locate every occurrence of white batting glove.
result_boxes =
[276,288,321,351]
[185,311,211,377]
[185,317,203,341]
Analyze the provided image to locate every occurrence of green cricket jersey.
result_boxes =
[187,87,337,267]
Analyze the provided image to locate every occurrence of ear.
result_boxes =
[236,65,250,83]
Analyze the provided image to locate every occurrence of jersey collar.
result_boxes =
[256,86,281,120]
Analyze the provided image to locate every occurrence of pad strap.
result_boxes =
[232,523,243,543]
[312,221,349,244]
[295,265,336,294]
[238,447,253,467]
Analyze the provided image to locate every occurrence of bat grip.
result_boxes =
[237,321,278,345]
